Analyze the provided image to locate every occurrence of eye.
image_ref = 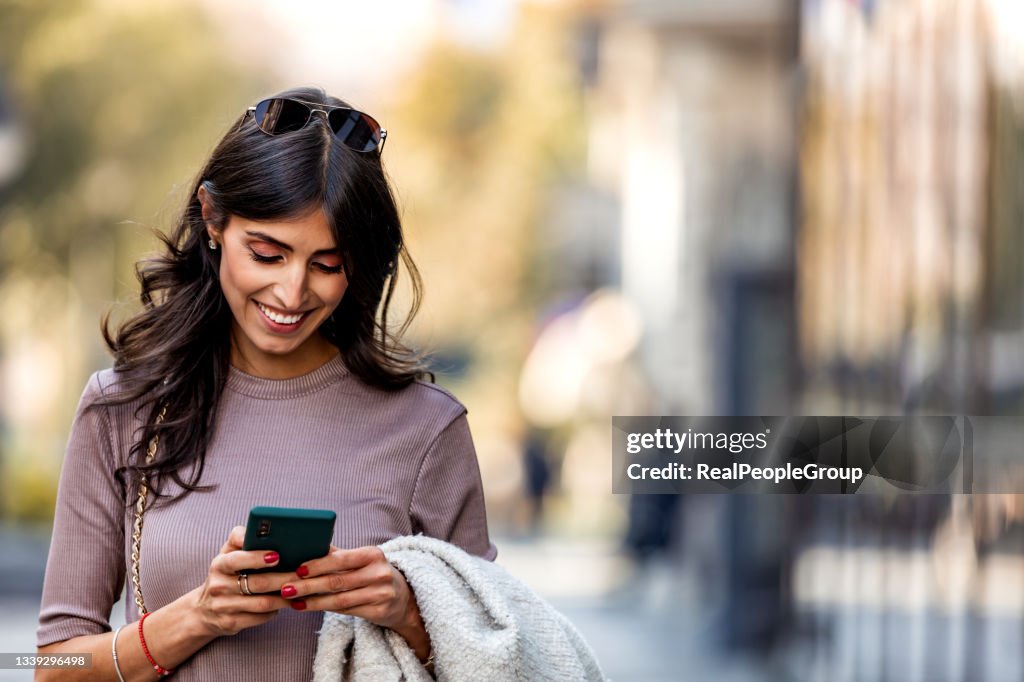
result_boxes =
[249,249,282,264]
[314,262,344,275]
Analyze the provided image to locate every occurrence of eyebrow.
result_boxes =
[245,230,341,257]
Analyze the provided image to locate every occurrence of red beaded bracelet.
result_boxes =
[138,612,175,676]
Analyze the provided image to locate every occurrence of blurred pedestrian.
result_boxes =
[523,429,553,533]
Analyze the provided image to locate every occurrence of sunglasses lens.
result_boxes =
[328,108,382,153]
[253,98,311,135]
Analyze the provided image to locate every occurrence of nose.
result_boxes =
[273,262,309,311]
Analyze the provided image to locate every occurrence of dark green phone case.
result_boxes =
[242,506,336,574]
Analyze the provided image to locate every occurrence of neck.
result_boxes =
[229,330,339,379]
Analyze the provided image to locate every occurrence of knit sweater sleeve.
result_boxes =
[409,413,497,561]
[37,372,127,646]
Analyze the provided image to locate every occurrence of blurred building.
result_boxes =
[800,0,1024,417]
[545,0,1024,679]
[551,0,804,659]
[795,1,1024,680]
[578,0,800,417]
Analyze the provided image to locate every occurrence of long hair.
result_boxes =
[102,86,428,503]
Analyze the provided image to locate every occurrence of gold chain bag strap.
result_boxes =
[130,406,167,616]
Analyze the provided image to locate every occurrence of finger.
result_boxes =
[291,585,396,614]
[208,610,280,636]
[219,594,292,614]
[204,604,284,635]
[211,548,281,575]
[281,563,389,599]
[299,546,384,579]
[228,525,246,549]
[240,570,299,595]
[219,526,247,553]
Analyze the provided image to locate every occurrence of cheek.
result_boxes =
[318,278,349,311]
[220,257,263,299]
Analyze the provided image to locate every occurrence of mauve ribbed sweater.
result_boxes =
[37,355,495,680]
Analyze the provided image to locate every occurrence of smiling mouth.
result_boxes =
[255,301,311,326]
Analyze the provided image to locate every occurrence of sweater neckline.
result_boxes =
[225,354,349,400]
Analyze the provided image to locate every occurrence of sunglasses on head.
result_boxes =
[247,97,387,154]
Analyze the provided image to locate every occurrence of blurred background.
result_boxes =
[1,0,1023,679]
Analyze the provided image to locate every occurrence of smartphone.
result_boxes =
[241,506,336,574]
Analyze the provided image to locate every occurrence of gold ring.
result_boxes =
[237,573,254,596]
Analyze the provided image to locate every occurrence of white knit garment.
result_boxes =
[312,535,606,681]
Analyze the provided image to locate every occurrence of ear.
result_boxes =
[197,185,221,244]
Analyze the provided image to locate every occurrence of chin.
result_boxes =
[257,339,307,356]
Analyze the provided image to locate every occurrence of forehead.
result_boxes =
[227,207,337,249]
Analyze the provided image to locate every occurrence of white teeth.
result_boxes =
[257,302,303,325]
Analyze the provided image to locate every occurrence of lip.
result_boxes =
[253,300,312,334]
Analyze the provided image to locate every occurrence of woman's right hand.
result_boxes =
[190,525,295,637]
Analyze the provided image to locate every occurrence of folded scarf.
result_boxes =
[312,535,606,681]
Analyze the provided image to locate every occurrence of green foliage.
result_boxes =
[384,4,586,459]
[1,459,57,523]
[0,0,265,280]
[388,6,584,347]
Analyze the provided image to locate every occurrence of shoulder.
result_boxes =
[91,368,119,396]
[74,368,147,424]
[339,374,468,427]
[75,368,114,408]
[80,367,136,403]
[406,379,467,417]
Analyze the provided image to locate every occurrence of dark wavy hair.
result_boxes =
[101,86,428,503]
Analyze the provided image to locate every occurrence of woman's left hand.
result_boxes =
[280,545,430,659]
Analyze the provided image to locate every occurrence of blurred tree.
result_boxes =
[0,0,265,520]
[386,2,585,524]
[0,0,265,298]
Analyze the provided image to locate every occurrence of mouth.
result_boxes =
[254,300,313,332]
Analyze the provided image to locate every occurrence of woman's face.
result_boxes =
[205,202,348,378]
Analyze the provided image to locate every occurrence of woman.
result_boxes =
[36,87,495,680]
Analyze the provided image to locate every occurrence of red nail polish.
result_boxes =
[296,565,309,577]
[281,585,297,598]
[264,551,279,564]
[291,599,306,611]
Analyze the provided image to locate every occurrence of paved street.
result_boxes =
[496,536,761,682]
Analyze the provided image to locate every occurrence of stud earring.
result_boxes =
[208,239,218,250]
